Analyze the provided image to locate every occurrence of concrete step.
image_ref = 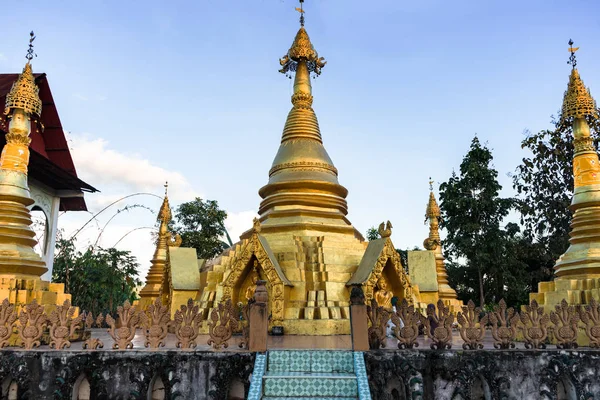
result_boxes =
[263,372,358,397]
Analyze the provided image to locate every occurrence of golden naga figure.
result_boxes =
[375,277,393,310]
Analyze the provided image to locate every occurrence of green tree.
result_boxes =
[52,234,141,316]
[439,137,516,307]
[172,198,229,259]
[366,227,379,241]
[512,114,600,280]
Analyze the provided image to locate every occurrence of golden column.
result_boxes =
[423,180,460,307]
[139,183,176,308]
[0,33,47,279]
[531,41,600,309]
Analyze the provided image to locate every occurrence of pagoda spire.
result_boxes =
[554,41,600,279]
[257,1,354,236]
[139,183,181,307]
[0,32,47,278]
[423,179,457,300]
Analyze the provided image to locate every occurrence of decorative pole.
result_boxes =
[0,32,47,279]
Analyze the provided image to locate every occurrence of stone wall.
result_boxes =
[0,350,254,400]
[365,350,600,400]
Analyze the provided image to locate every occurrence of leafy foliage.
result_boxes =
[52,233,141,316]
[440,137,522,307]
[366,227,379,241]
[172,197,229,259]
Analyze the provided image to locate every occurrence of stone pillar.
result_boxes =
[249,280,268,352]
[349,285,369,351]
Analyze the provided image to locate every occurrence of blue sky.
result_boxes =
[2,0,600,278]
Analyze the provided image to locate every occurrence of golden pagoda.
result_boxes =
[139,183,182,308]
[421,182,460,309]
[530,41,600,310]
[193,2,432,335]
[0,33,70,308]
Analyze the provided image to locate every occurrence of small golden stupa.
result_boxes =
[139,183,181,309]
[0,33,70,308]
[421,183,461,309]
[530,41,600,310]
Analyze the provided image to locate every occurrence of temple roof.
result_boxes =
[0,73,97,211]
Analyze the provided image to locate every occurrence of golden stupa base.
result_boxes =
[0,275,84,346]
[0,275,71,308]
[528,278,600,346]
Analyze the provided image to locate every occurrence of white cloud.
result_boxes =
[68,133,200,203]
[224,210,258,243]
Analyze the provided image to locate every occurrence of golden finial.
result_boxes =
[26,31,37,63]
[158,184,171,223]
[4,31,42,117]
[252,217,262,234]
[279,0,326,77]
[377,221,392,238]
[295,0,305,27]
[561,40,598,121]
[568,39,579,70]
[425,182,441,221]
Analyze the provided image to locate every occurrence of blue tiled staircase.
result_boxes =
[248,350,371,400]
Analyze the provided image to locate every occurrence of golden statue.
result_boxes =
[245,274,259,302]
[375,277,393,310]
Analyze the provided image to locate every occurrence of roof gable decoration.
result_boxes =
[221,229,292,322]
[348,237,414,304]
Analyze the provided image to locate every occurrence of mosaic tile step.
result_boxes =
[265,372,355,378]
[262,397,358,400]
[268,350,354,373]
[263,375,358,397]
[247,353,267,400]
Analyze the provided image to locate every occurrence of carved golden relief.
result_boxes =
[17,299,47,350]
[173,298,203,349]
[140,298,170,349]
[562,68,598,120]
[581,297,600,348]
[519,300,550,349]
[574,136,595,153]
[549,299,579,349]
[488,299,518,349]
[456,300,487,350]
[0,299,17,348]
[365,239,413,305]
[82,312,104,350]
[4,62,42,117]
[390,299,420,349]
[421,300,454,350]
[377,221,392,238]
[105,301,140,349]
[208,299,239,350]
[222,233,286,322]
[573,153,600,188]
[48,300,84,349]
[367,299,390,349]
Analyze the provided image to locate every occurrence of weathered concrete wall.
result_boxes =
[0,350,254,400]
[365,350,600,400]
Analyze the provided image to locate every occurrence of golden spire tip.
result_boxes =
[429,177,433,191]
[164,181,168,196]
[567,38,579,70]
[26,31,36,63]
